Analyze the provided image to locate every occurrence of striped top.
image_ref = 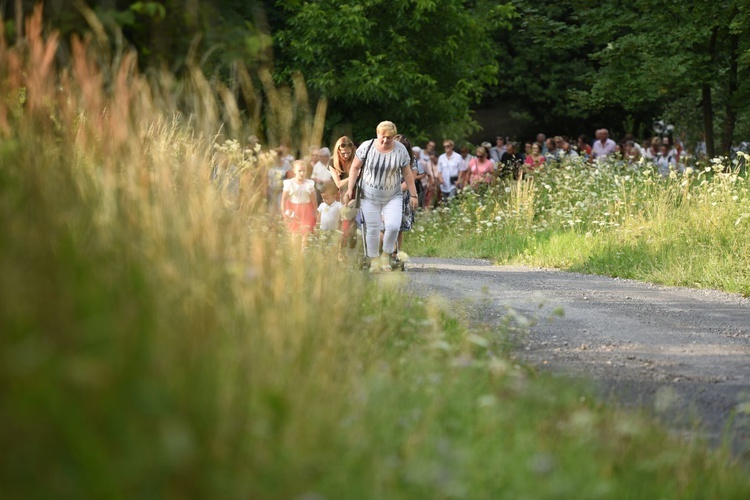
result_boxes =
[357,139,410,203]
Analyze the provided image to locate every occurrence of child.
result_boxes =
[281,160,317,236]
[267,146,292,215]
[317,182,343,234]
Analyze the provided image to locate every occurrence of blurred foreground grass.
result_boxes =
[1,9,749,498]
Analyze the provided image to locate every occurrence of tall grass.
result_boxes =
[1,8,749,498]
[409,157,750,295]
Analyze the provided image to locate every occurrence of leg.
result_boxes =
[381,194,403,255]
[360,198,383,259]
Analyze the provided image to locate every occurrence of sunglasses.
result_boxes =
[443,144,452,148]
[339,143,353,148]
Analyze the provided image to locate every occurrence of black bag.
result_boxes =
[348,139,375,210]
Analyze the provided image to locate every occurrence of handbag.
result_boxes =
[347,139,375,211]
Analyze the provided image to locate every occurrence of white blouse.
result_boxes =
[283,178,315,204]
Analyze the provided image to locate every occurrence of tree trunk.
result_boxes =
[721,24,738,160]
[15,0,23,41]
[702,26,718,159]
[701,85,715,159]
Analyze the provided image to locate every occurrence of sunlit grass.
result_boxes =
[1,7,749,498]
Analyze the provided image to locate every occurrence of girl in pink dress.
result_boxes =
[468,146,495,187]
[281,160,317,235]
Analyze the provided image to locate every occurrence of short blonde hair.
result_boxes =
[376,121,397,137]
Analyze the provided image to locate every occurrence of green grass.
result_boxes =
[1,13,749,499]
[407,159,750,295]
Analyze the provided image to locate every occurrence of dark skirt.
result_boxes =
[400,190,414,232]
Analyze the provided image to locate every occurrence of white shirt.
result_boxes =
[312,161,332,184]
[283,178,315,204]
[438,152,463,177]
[438,152,463,193]
[592,138,617,159]
[318,201,342,230]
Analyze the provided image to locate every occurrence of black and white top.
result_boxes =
[356,139,410,203]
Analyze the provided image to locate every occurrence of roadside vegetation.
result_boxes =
[408,158,750,297]
[1,10,749,499]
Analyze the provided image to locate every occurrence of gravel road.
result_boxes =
[403,257,750,457]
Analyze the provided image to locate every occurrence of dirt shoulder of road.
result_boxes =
[403,257,750,458]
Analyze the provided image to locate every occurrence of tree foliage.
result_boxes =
[267,0,515,142]
[484,0,749,151]
[6,0,747,150]
[563,0,748,153]
[3,1,269,75]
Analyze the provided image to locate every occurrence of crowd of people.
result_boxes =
[261,123,712,269]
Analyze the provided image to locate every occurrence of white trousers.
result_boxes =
[361,194,402,258]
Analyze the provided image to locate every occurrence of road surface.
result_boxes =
[403,257,750,457]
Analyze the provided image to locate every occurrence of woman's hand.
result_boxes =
[342,189,354,205]
[409,195,418,210]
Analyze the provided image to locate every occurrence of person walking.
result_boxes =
[343,121,418,272]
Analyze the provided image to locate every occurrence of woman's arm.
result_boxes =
[342,156,362,205]
[402,165,418,209]
[328,159,349,188]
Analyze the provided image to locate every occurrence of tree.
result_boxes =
[266,0,515,143]
[566,0,749,156]
[482,0,749,154]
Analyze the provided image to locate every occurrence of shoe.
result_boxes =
[389,251,400,267]
[379,253,392,272]
[369,259,382,273]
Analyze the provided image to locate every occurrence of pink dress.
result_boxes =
[469,157,495,185]
[282,178,316,234]
[524,155,545,170]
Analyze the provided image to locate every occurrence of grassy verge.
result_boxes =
[407,158,750,296]
[1,12,749,498]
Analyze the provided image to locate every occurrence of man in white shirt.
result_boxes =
[592,129,617,161]
[437,140,463,201]
[311,147,332,188]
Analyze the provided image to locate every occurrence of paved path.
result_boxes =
[404,257,750,457]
